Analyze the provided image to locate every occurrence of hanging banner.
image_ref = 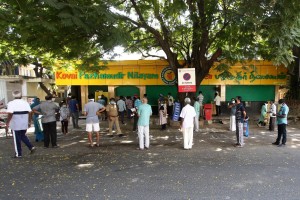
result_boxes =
[178,68,196,92]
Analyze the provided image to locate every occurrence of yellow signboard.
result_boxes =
[55,60,287,86]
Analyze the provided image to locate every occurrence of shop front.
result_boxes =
[55,60,287,114]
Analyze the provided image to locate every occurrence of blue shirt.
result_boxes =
[134,99,142,108]
[277,104,289,125]
[137,103,152,126]
[68,99,79,113]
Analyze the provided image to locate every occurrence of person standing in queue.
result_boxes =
[272,99,289,147]
[68,95,80,129]
[137,97,152,150]
[180,97,196,150]
[33,95,59,148]
[106,98,124,137]
[84,94,106,147]
[235,96,247,147]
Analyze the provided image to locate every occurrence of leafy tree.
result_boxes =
[0,0,127,94]
[110,0,300,99]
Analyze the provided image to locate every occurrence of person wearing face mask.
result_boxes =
[59,101,70,135]
[106,98,124,137]
[272,99,289,147]
[228,98,236,132]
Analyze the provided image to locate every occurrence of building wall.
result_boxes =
[27,82,51,100]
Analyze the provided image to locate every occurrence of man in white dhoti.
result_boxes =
[180,97,196,150]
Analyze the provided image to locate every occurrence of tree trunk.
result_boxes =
[32,63,52,96]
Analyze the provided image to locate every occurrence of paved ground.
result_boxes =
[0,117,300,200]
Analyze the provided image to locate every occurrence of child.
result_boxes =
[59,102,70,135]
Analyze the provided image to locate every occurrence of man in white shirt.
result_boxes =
[269,100,276,131]
[214,91,221,116]
[6,90,36,158]
[180,97,196,150]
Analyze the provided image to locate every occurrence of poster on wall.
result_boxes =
[178,68,196,93]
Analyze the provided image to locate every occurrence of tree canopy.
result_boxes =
[1,0,300,97]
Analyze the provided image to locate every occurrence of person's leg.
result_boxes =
[275,124,283,144]
[49,121,57,147]
[194,114,199,132]
[20,130,34,150]
[121,111,125,124]
[282,124,287,145]
[65,120,68,133]
[144,126,150,149]
[232,116,236,131]
[230,116,233,131]
[115,117,122,135]
[235,122,239,144]
[108,119,113,136]
[71,112,76,128]
[12,130,22,157]
[61,121,64,133]
[186,127,193,149]
[183,128,189,149]
[93,123,100,146]
[75,111,79,128]
[88,132,93,146]
[238,122,244,145]
[137,126,144,149]
[42,123,50,147]
[86,124,93,146]
[133,115,138,131]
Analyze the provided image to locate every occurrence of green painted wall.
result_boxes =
[196,85,217,104]
[115,86,140,97]
[226,85,275,101]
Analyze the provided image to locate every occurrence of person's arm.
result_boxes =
[6,113,12,127]
[243,111,247,119]
[277,107,286,118]
[28,112,32,125]
[97,106,106,115]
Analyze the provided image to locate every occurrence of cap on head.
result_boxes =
[184,97,191,104]
[12,90,22,98]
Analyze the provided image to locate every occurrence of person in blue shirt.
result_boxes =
[137,97,152,150]
[272,99,289,147]
[68,95,80,129]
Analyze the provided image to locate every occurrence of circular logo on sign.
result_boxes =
[183,73,191,81]
[161,67,176,85]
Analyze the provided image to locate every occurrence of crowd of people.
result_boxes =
[5,90,289,158]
